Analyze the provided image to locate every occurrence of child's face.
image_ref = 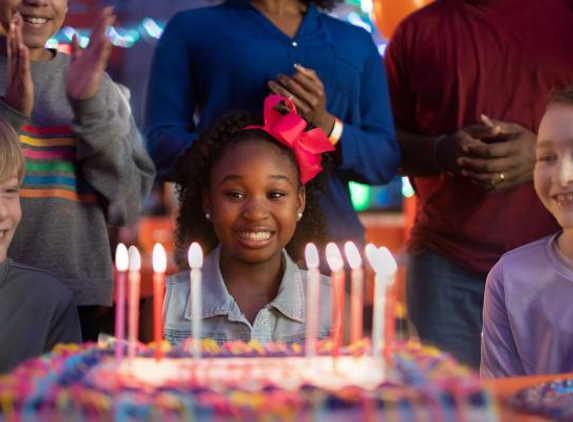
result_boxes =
[534,103,573,230]
[203,139,305,266]
[0,0,67,52]
[0,175,21,263]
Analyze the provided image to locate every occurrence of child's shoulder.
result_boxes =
[499,234,556,263]
[7,260,74,301]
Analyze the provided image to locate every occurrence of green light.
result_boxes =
[349,182,371,211]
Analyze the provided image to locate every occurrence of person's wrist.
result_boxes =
[328,117,344,146]
[433,134,447,172]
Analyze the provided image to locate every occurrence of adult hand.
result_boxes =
[434,124,495,175]
[66,7,114,100]
[4,14,33,117]
[268,64,335,136]
[457,116,536,191]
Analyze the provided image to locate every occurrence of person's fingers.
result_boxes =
[276,74,316,108]
[463,139,516,158]
[267,80,310,114]
[291,66,324,94]
[87,7,113,50]
[457,154,516,173]
[70,34,82,60]
[462,169,515,190]
[20,42,30,79]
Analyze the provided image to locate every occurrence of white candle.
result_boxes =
[152,243,167,360]
[366,246,397,359]
[127,246,141,363]
[188,243,203,359]
[344,241,363,345]
[304,243,320,357]
[325,243,345,355]
[114,243,128,365]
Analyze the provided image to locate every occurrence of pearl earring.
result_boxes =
[297,212,303,221]
[205,213,211,220]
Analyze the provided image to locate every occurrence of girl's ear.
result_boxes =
[202,189,211,219]
[297,185,306,219]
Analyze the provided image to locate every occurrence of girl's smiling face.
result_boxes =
[534,103,573,231]
[203,138,305,267]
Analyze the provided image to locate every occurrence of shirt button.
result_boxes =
[291,41,298,48]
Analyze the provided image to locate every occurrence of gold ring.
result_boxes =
[499,172,505,181]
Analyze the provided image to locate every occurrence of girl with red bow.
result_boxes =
[159,95,335,346]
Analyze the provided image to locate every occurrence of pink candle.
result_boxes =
[152,243,167,360]
[127,246,141,362]
[304,243,320,357]
[344,241,363,345]
[188,243,203,359]
[114,243,128,364]
[326,243,345,356]
[366,246,397,359]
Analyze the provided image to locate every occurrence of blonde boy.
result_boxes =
[0,118,81,374]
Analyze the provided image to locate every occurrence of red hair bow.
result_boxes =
[245,94,335,184]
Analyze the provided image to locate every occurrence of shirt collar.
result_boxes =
[0,258,9,290]
[184,246,305,323]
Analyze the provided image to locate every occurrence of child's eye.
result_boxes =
[268,191,286,200]
[2,187,19,196]
[536,154,556,163]
[224,191,245,200]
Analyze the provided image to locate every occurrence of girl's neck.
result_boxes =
[219,250,284,324]
[0,39,54,61]
[557,230,573,265]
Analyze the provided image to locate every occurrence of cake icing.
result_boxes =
[0,339,499,422]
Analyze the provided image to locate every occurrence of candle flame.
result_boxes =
[128,246,141,271]
[152,243,167,273]
[115,243,129,272]
[304,243,319,269]
[366,246,397,277]
[344,241,362,269]
[325,242,344,272]
[364,243,376,262]
[187,242,203,269]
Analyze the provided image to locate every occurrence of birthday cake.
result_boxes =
[0,339,499,422]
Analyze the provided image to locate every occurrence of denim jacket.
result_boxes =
[163,246,332,346]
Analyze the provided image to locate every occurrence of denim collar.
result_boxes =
[184,245,305,323]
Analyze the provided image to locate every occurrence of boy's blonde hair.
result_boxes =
[0,118,24,184]
[548,84,573,108]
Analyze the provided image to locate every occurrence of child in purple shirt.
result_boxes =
[481,85,573,378]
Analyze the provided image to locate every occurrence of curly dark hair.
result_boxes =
[305,0,343,11]
[173,109,331,265]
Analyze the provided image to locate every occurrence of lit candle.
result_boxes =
[325,243,345,356]
[188,242,203,359]
[127,246,141,362]
[304,243,320,357]
[152,243,167,360]
[114,243,128,364]
[366,246,397,359]
[344,241,363,345]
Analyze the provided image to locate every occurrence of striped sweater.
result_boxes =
[0,51,155,306]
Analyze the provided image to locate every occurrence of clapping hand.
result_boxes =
[66,7,114,100]
[268,64,335,136]
[457,115,536,191]
[4,14,33,117]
